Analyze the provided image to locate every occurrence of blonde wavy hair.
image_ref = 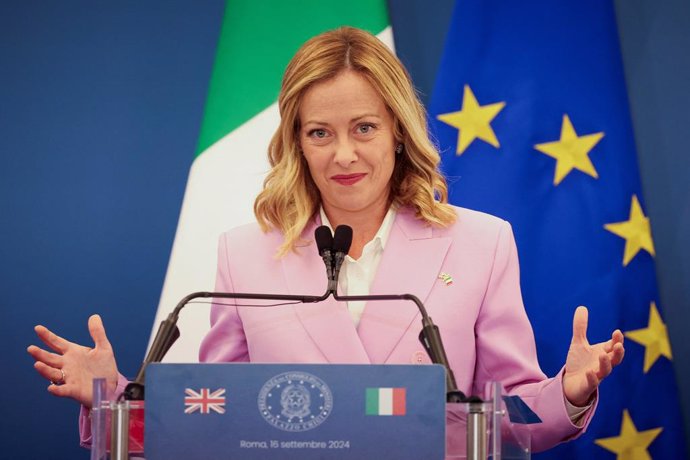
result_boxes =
[254,26,456,256]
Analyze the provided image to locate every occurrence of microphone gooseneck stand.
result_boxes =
[123,289,329,401]
[113,224,487,459]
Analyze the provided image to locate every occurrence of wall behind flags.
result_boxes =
[0,2,226,459]
[1,1,687,458]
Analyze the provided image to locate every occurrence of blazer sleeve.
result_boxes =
[198,232,250,363]
[473,221,596,452]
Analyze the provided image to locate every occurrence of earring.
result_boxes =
[395,144,404,155]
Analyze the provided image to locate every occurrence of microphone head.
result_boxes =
[333,225,353,255]
[315,226,334,255]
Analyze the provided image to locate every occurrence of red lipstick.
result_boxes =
[331,173,366,185]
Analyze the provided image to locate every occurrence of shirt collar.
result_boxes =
[319,206,397,251]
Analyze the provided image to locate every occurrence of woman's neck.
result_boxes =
[323,205,388,260]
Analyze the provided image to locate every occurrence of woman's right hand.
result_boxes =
[27,314,119,408]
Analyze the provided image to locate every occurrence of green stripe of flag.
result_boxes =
[195,0,389,156]
[365,388,380,415]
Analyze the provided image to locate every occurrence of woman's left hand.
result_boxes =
[563,306,625,406]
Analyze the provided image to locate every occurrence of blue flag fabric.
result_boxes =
[428,1,687,458]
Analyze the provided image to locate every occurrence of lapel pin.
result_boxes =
[438,273,453,286]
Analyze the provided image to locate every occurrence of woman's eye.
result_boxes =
[309,129,328,138]
[357,123,375,134]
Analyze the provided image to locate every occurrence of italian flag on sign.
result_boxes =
[366,387,407,416]
[150,0,392,362]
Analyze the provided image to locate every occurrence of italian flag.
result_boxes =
[366,387,407,416]
[152,1,392,362]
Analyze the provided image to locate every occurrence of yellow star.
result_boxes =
[604,195,655,266]
[436,85,506,155]
[534,114,604,185]
[625,302,672,373]
[595,410,662,459]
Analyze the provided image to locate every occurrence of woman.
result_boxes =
[28,27,624,454]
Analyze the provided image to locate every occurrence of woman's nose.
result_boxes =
[333,139,358,166]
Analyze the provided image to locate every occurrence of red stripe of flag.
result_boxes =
[393,388,406,416]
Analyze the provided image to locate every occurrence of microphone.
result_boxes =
[331,225,353,294]
[315,226,335,291]
[124,224,464,404]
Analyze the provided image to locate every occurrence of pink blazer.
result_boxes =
[199,206,594,452]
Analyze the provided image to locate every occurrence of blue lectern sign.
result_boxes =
[145,363,445,459]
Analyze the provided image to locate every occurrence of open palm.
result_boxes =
[27,314,119,408]
[563,306,625,406]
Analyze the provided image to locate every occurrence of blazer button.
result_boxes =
[411,350,431,364]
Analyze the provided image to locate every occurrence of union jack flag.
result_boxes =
[184,388,226,414]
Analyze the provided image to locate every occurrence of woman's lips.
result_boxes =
[331,173,366,185]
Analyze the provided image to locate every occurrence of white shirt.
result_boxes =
[319,207,397,328]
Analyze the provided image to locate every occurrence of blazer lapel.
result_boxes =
[282,219,371,364]
[357,209,451,363]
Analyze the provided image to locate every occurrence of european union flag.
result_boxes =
[428,1,687,458]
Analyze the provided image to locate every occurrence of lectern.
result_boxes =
[91,364,532,459]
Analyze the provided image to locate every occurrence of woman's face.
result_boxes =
[298,70,396,221]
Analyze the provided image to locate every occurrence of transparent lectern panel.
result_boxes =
[445,382,531,459]
[91,378,145,460]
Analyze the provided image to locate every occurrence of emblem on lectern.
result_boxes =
[258,371,333,432]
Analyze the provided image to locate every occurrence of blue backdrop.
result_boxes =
[2,1,687,458]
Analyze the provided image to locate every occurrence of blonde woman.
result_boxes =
[29,27,624,454]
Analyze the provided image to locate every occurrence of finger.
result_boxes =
[34,325,70,354]
[604,330,625,352]
[47,382,77,400]
[612,329,624,344]
[88,315,111,350]
[33,361,64,383]
[571,306,589,343]
[27,345,63,368]
[597,353,613,379]
[610,342,625,367]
